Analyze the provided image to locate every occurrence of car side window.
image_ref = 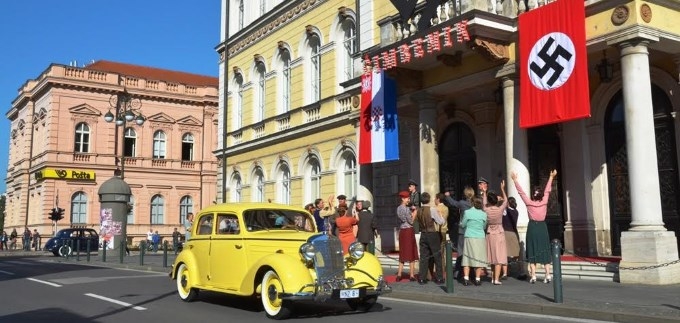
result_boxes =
[197,214,214,235]
[217,214,240,235]
[83,231,92,239]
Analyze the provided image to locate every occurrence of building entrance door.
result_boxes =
[604,85,680,256]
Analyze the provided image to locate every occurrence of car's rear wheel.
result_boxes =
[58,245,72,257]
[176,263,198,302]
[52,250,59,257]
[347,295,377,312]
[261,270,292,319]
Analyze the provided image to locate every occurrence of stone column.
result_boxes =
[411,93,440,196]
[502,77,530,276]
[617,40,680,284]
[560,120,597,255]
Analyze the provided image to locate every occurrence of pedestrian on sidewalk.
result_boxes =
[396,191,418,282]
[482,180,508,285]
[415,192,445,285]
[172,228,181,254]
[185,212,194,242]
[444,186,474,279]
[33,229,41,251]
[9,229,18,250]
[502,197,522,279]
[460,197,487,286]
[0,231,7,250]
[355,200,378,251]
[152,231,161,252]
[511,169,557,284]
[23,227,32,251]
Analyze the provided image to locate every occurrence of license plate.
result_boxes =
[339,289,359,299]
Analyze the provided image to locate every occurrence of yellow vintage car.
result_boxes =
[170,203,389,319]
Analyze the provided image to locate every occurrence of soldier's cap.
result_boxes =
[478,177,489,184]
[408,179,418,187]
[337,194,347,200]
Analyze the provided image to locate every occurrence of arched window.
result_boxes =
[276,163,291,204]
[153,130,166,159]
[74,122,90,153]
[123,128,137,157]
[234,73,244,129]
[238,0,244,29]
[182,133,194,161]
[279,48,292,114]
[231,172,242,202]
[341,18,357,81]
[305,156,321,203]
[71,192,87,224]
[150,194,164,224]
[255,61,266,123]
[127,195,135,225]
[307,32,322,103]
[180,195,193,226]
[253,167,265,202]
[341,152,357,200]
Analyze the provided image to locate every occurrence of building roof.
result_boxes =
[86,60,218,87]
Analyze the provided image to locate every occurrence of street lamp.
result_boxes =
[105,88,144,179]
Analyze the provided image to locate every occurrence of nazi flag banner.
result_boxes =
[519,0,590,128]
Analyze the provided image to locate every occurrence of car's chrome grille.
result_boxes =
[310,235,344,282]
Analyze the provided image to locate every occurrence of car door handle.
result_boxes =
[235,245,242,249]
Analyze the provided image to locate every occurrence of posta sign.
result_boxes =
[363,20,470,73]
[35,168,96,181]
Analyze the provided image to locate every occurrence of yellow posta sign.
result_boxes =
[35,168,96,181]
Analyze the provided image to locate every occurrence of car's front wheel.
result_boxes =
[347,295,378,312]
[58,245,72,257]
[261,270,292,319]
[176,263,198,302]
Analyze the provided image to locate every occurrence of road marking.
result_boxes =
[51,274,167,285]
[0,269,15,275]
[26,278,62,287]
[85,293,147,310]
[381,297,609,323]
[4,260,36,266]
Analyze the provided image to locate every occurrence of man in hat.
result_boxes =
[477,177,489,197]
[407,180,421,210]
[329,194,348,235]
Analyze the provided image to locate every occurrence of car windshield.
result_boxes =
[243,209,315,232]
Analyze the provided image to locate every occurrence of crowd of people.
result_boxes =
[395,170,557,286]
[0,227,41,251]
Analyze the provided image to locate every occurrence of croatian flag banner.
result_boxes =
[359,69,399,164]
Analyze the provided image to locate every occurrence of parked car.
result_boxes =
[44,228,99,257]
[170,203,390,319]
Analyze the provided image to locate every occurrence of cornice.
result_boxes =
[227,0,327,59]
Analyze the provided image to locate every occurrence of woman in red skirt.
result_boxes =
[396,190,418,281]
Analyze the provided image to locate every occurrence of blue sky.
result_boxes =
[0,0,221,193]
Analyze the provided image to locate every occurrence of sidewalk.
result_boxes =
[4,250,680,322]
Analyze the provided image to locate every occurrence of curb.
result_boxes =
[388,289,680,323]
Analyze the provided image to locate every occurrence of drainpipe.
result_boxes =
[221,0,230,203]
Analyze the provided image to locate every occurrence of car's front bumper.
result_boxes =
[279,275,391,302]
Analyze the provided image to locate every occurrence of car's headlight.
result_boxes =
[348,242,364,260]
[299,243,315,261]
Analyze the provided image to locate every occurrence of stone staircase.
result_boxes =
[376,253,619,282]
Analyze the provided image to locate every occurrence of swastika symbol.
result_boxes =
[527,32,576,91]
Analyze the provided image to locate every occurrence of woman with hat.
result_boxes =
[396,190,418,282]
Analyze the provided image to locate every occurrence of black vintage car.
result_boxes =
[44,228,99,256]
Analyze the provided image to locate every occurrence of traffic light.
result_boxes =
[49,208,65,221]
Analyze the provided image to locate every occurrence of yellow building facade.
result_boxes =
[218,0,680,283]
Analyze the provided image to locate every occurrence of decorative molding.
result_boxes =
[611,5,629,26]
[69,103,102,116]
[468,38,510,62]
[640,3,652,23]
[228,0,322,58]
[176,115,202,127]
[147,112,176,124]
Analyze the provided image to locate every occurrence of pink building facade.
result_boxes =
[4,60,219,244]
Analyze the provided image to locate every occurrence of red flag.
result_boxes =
[519,0,590,128]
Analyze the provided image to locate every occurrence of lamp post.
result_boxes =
[104,88,144,179]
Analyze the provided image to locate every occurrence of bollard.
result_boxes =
[120,240,125,264]
[163,241,169,268]
[86,238,91,262]
[140,241,145,266]
[102,240,107,262]
[551,239,563,304]
[367,241,375,255]
[76,239,81,261]
[445,241,454,293]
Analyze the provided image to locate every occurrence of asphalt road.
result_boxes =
[0,257,609,323]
